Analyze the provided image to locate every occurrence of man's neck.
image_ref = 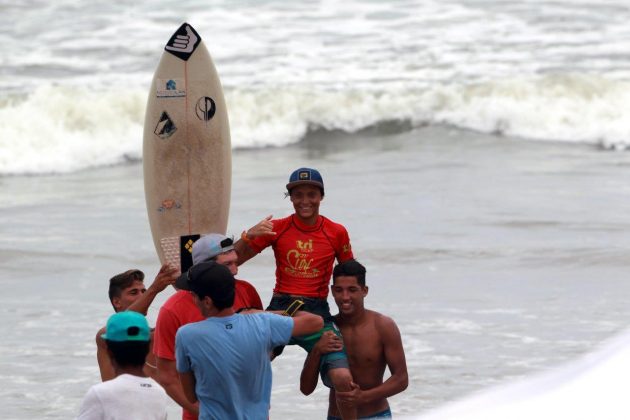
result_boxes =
[114,366,147,378]
[293,213,320,227]
[338,308,367,325]
[209,307,235,318]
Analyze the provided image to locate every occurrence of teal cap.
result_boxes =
[101,311,150,342]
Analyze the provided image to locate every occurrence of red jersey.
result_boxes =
[249,215,353,298]
[153,280,262,420]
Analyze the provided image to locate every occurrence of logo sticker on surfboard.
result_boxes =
[158,199,182,212]
[195,97,216,121]
[154,111,177,139]
[164,23,201,61]
[157,79,186,98]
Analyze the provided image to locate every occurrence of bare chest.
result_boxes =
[340,322,384,367]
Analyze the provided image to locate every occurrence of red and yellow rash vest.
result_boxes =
[248,215,353,298]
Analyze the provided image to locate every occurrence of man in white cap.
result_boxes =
[153,233,263,420]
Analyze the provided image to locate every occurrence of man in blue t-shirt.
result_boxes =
[175,261,323,420]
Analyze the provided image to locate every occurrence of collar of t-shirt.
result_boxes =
[291,214,323,232]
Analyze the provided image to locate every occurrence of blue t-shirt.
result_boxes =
[175,312,293,420]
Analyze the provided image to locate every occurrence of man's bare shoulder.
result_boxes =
[366,309,393,325]
[95,326,106,345]
[370,310,401,337]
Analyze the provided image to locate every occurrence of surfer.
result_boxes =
[153,233,263,420]
[174,260,323,419]
[234,167,358,419]
[80,312,169,419]
[96,265,178,381]
[300,260,408,419]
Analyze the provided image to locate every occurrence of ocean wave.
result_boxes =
[2,74,629,175]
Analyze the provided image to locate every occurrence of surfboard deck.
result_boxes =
[143,23,231,271]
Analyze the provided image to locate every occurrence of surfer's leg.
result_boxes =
[327,366,357,420]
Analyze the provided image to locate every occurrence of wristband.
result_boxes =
[240,230,252,244]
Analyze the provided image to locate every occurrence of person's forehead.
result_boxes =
[333,275,360,286]
[215,249,237,261]
[122,279,145,291]
[292,184,320,193]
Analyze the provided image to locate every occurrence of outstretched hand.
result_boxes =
[245,215,276,240]
[150,263,179,293]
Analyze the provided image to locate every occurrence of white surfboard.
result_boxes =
[143,22,231,271]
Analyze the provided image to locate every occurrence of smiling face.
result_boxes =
[112,280,146,312]
[331,275,368,317]
[289,184,323,225]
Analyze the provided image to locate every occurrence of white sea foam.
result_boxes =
[3,73,629,174]
[4,0,630,174]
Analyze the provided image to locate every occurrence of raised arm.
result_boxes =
[127,264,178,315]
[290,310,324,336]
[265,309,324,336]
[234,215,276,265]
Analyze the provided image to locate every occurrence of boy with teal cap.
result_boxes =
[78,312,168,420]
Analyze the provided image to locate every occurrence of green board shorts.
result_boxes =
[267,294,349,388]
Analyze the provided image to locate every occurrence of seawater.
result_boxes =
[3,127,630,418]
[2,0,630,175]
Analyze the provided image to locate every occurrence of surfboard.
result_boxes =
[143,22,231,271]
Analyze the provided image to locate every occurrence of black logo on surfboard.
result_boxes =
[180,234,201,273]
[165,23,201,61]
[195,97,216,121]
[154,111,177,139]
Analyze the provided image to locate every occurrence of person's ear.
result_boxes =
[112,297,122,311]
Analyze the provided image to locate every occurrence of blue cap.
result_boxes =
[286,168,324,193]
[101,311,150,342]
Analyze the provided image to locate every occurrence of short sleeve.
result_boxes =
[266,313,294,349]
[175,328,191,373]
[153,306,178,360]
[336,225,353,262]
[76,386,103,420]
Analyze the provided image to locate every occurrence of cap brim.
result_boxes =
[175,270,192,291]
[286,180,324,190]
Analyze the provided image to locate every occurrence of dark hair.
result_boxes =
[333,259,367,286]
[105,340,150,367]
[196,290,235,310]
[108,269,145,310]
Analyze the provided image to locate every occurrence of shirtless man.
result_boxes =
[96,264,178,381]
[300,260,408,419]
